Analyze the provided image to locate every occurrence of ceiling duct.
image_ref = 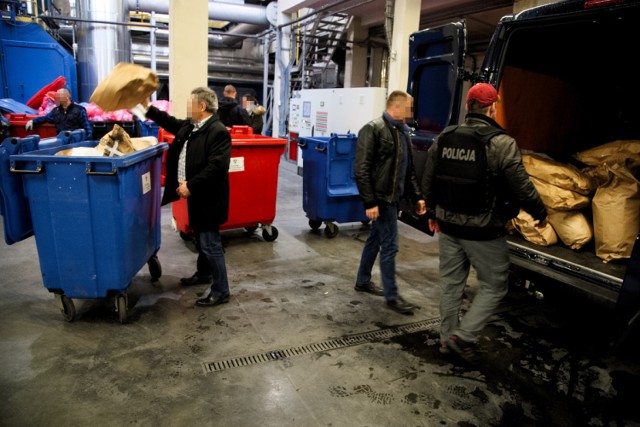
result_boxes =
[76,0,131,102]
[128,0,270,26]
[129,1,273,50]
[134,22,267,49]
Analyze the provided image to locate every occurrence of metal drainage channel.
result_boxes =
[203,317,440,373]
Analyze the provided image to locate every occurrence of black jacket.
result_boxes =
[422,113,547,240]
[32,102,93,139]
[354,114,423,209]
[146,106,231,231]
[218,97,250,127]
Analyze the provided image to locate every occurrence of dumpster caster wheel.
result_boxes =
[361,220,371,225]
[324,223,339,238]
[244,226,259,234]
[179,231,193,241]
[116,295,128,324]
[148,255,162,281]
[262,226,279,242]
[308,219,322,230]
[59,295,76,322]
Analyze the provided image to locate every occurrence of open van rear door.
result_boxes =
[398,22,466,234]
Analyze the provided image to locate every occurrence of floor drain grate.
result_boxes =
[203,317,440,373]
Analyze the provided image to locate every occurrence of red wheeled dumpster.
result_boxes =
[168,126,287,242]
[5,113,57,138]
[5,139,168,323]
[158,127,175,186]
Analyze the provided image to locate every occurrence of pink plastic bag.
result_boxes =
[150,100,171,113]
[103,109,133,121]
[86,103,105,119]
[38,92,57,115]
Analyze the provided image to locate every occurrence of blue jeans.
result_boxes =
[197,230,230,299]
[356,203,399,301]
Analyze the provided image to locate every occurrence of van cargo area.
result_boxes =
[491,3,640,306]
[406,1,640,333]
[494,16,639,157]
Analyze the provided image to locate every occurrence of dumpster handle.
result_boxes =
[314,145,326,153]
[10,164,44,174]
[297,141,307,149]
[86,164,117,176]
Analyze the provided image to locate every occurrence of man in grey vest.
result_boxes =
[421,83,547,361]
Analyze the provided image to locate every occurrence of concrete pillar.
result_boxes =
[272,12,292,139]
[169,0,208,118]
[369,47,386,87]
[344,17,367,88]
[387,0,420,91]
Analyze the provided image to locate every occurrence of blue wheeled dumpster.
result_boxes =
[6,139,168,323]
[0,130,85,244]
[299,133,368,238]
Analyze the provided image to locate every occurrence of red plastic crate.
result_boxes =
[5,113,57,138]
[170,125,286,239]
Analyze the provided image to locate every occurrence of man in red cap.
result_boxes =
[421,82,547,362]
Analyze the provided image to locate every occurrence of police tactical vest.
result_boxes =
[433,124,505,215]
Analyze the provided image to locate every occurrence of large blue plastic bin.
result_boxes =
[9,141,167,307]
[0,98,38,115]
[300,133,367,237]
[138,119,160,138]
[0,130,85,244]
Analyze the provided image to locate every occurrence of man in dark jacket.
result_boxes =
[422,83,547,360]
[144,87,232,307]
[354,90,426,315]
[242,93,266,134]
[218,84,250,127]
[26,87,92,139]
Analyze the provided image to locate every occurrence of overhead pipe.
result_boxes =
[132,55,267,75]
[131,54,270,84]
[133,23,265,48]
[127,0,270,26]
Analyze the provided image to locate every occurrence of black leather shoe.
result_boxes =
[386,296,414,315]
[354,281,384,296]
[195,295,230,307]
[180,273,212,286]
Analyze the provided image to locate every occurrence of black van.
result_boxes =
[402,0,640,346]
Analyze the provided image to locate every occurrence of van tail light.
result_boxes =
[584,0,624,8]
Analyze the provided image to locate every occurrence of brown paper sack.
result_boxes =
[96,124,137,156]
[512,209,558,246]
[547,209,593,250]
[130,136,158,151]
[55,146,103,157]
[90,63,159,112]
[522,154,595,195]
[592,164,640,262]
[529,175,590,211]
[582,164,611,188]
[575,140,640,168]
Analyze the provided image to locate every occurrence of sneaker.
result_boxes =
[354,281,384,296]
[386,296,414,315]
[439,343,450,355]
[446,335,478,362]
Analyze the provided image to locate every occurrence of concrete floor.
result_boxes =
[1,159,639,427]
